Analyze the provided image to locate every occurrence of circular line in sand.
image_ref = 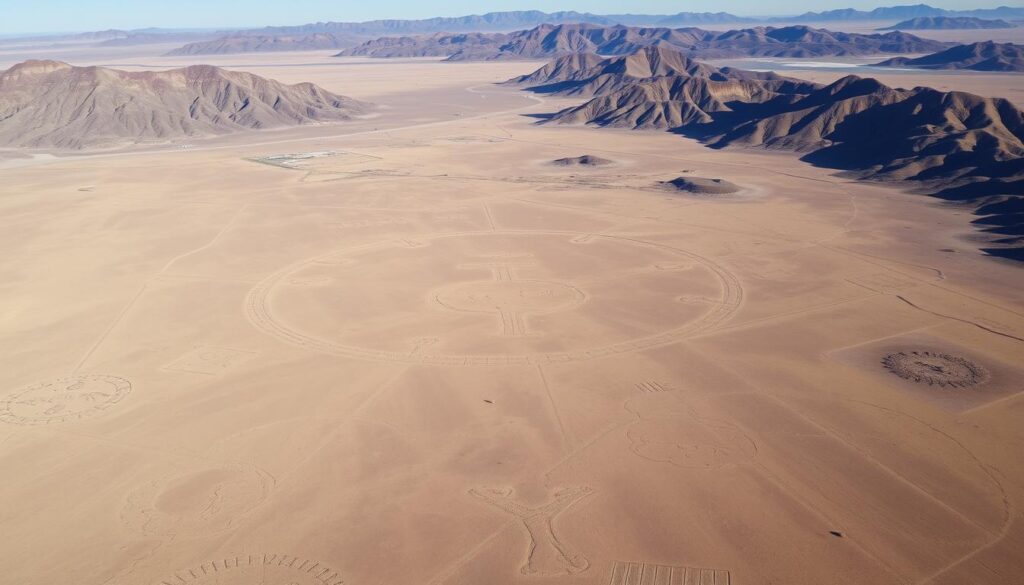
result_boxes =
[246,230,742,366]
[0,375,131,425]
[160,554,344,585]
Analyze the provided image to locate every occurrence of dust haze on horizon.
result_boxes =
[2,0,1015,35]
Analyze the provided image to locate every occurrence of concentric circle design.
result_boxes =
[245,230,742,366]
[0,375,131,425]
[159,554,344,585]
[881,351,989,388]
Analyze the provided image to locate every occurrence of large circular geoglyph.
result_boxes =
[246,231,741,366]
[0,375,131,425]
[160,555,344,585]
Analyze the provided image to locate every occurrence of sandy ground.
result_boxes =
[1,52,1023,585]
[705,59,1024,107]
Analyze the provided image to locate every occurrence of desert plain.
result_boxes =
[1,42,1024,585]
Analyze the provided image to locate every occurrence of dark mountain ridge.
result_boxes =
[338,23,951,61]
[514,50,1024,258]
[875,41,1024,72]
[161,5,1017,56]
[878,16,1018,30]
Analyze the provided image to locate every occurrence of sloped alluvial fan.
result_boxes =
[338,23,951,61]
[0,60,370,149]
[874,41,1024,72]
[520,49,1024,258]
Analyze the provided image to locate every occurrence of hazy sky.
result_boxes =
[2,0,1008,35]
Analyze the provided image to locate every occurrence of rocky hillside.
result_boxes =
[875,41,1024,72]
[0,61,370,149]
[507,45,804,97]
[524,54,1023,257]
[337,32,510,58]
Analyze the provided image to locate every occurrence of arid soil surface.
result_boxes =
[1,49,1023,585]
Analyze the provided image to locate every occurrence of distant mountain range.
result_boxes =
[166,32,362,55]
[169,11,758,55]
[338,24,951,61]
[1,27,217,47]
[0,60,369,148]
[251,5,1024,34]
[513,47,1024,258]
[878,16,1018,29]
[787,4,1024,22]
[338,32,510,59]
[875,41,1024,71]
[234,10,760,34]
[10,5,1024,56]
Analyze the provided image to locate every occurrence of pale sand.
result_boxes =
[1,52,1023,585]
[735,65,1024,107]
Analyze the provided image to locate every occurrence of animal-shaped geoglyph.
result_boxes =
[470,486,592,576]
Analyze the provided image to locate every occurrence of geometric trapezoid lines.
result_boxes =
[163,346,257,376]
[244,230,743,367]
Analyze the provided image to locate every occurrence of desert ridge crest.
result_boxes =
[0,60,371,149]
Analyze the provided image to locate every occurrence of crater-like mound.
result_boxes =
[881,351,989,388]
[552,155,614,167]
[533,60,1024,256]
[664,177,741,194]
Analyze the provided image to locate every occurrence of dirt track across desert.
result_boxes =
[1,47,1023,585]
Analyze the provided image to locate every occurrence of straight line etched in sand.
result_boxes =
[483,201,497,231]
[635,381,672,394]
[537,365,570,452]
[74,204,250,374]
[163,346,257,376]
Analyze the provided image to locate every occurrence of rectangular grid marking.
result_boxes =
[609,561,730,585]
